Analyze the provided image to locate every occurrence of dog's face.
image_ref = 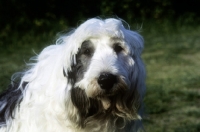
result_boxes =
[75,37,133,98]
[63,18,145,127]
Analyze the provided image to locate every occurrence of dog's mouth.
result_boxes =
[88,76,129,110]
[98,86,127,97]
[71,86,126,112]
[70,86,141,128]
[94,90,118,99]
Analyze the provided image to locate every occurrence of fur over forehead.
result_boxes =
[24,18,144,83]
[65,18,143,51]
[56,18,144,69]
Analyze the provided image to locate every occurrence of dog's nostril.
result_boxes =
[97,72,117,90]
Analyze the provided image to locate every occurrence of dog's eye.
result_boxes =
[113,43,123,53]
[83,48,91,56]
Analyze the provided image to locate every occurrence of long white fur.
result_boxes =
[0,18,145,132]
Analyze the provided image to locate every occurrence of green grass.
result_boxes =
[0,19,200,131]
[141,21,200,131]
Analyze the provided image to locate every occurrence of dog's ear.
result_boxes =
[124,30,144,58]
[122,30,146,119]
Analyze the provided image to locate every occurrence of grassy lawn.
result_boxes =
[0,19,200,131]
[142,21,200,132]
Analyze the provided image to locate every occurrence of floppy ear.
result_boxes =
[130,31,145,100]
[121,29,146,117]
[124,30,144,57]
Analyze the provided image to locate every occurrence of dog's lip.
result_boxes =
[96,91,117,98]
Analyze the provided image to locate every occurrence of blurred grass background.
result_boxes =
[0,0,200,131]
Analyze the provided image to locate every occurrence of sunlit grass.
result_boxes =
[0,19,200,131]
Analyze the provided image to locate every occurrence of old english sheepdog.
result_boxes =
[0,18,146,132]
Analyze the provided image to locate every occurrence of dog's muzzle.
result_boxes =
[97,72,117,90]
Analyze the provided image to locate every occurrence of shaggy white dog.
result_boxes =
[0,18,145,132]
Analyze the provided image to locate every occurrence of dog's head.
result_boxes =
[62,18,145,127]
[0,18,145,131]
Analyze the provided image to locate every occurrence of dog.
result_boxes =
[0,18,145,132]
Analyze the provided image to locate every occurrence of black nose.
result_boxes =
[97,72,117,90]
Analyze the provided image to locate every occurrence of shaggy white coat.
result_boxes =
[0,18,145,132]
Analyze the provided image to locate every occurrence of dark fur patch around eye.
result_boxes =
[81,40,94,57]
[67,40,94,86]
[82,48,91,56]
[113,43,123,53]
